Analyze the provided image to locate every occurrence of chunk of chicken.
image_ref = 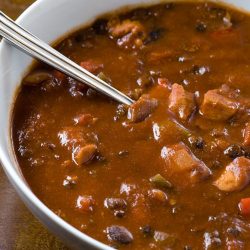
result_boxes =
[200,89,238,121]
[243,123,250,147]
[128,95,158,123]
[108,19,145,48]
[214,157,250,192]
[168,83,196,121]
[109,19,144,38]
[162,142,211,184]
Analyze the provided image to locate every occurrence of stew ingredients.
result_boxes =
[12,2,250,249]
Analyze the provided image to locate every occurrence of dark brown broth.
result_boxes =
[12,2,250,249]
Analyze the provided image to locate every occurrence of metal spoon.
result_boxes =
[0,11,134,105]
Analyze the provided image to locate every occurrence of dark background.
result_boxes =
[0,1,68,249]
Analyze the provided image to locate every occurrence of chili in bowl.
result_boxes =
[1,0,250,249]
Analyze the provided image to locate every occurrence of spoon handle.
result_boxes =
[0,11,134,105]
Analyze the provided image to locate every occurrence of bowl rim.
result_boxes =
[0,0,112,249]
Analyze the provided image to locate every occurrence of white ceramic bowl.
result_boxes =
[0,0,250,249]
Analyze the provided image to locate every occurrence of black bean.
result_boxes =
[224,144,245,159]
[106,226,133,244]
[149,28,164,41]
[196,22,207,32]
[104,198,127,210]
[93,18,108,35]
[140,225,154,237]
[114,210,126,218]
[74,33,84,43]
[195,140,205,149]
[188,136,205,149]
[104,198,127,217]
[144,28,165,44]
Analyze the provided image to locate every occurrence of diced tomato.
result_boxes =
[80,60,103,74]
[239,198,250,216]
